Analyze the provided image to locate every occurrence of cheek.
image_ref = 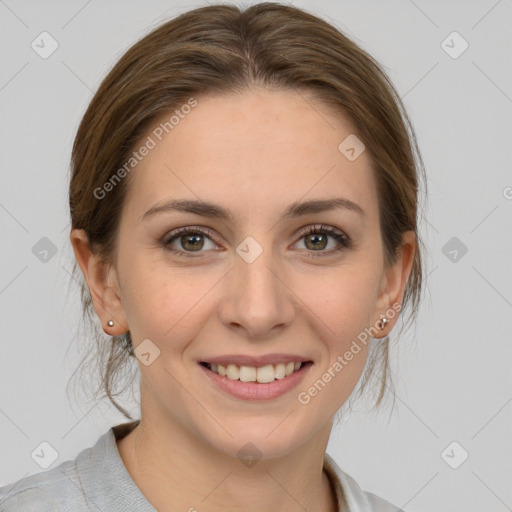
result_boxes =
[296,277,374,413]
[118,254,219,346]
[302,263,379,338]
[296,264,378,390]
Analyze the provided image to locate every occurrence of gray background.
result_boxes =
[1,1,511,511]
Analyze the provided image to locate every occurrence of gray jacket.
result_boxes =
[0,422,403,511]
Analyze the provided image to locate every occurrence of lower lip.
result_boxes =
[199,362,313,401]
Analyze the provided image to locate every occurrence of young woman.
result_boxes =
[0,3,425,510]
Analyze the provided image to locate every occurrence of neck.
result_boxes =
[116,414,337,512]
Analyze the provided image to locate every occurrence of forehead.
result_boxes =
[123,88,378,225]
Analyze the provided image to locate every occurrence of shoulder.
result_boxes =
[0,459,88,511]
[365,491,404,512]
[0,423,124,512]
[0,421,144,512]
[324,453,403,512]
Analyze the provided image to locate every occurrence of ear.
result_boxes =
[372,230,416,337]
[70,229,129,336]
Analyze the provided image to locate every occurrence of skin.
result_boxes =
[71,87,415,512]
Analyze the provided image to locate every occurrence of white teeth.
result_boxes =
[274,363,286,379]
[256,365,275,384]
[239,365,257,382]
[206,361,304,382]
[226,364,240,380]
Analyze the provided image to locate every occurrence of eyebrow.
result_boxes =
[141,197,365,222]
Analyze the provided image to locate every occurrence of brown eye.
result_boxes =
[304,232,328,251]
[163,227,218,257]
[179,233,205,251]
[295,224,351,256]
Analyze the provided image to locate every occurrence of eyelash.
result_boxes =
[161,224,351,259]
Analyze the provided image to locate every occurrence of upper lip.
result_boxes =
[200,354,311,367]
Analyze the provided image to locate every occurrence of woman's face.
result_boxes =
[86,88,413,458]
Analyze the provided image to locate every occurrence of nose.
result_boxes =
[217,243,296,339]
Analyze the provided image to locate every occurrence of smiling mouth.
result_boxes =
[200,361,311,384]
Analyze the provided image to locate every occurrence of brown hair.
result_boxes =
[67,2,427,420]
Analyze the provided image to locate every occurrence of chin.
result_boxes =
[205,417,310,462]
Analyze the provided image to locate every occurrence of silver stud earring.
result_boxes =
[107,320,114,327]
[378,316,389,330]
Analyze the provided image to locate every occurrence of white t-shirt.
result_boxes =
[0,421,403,511]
